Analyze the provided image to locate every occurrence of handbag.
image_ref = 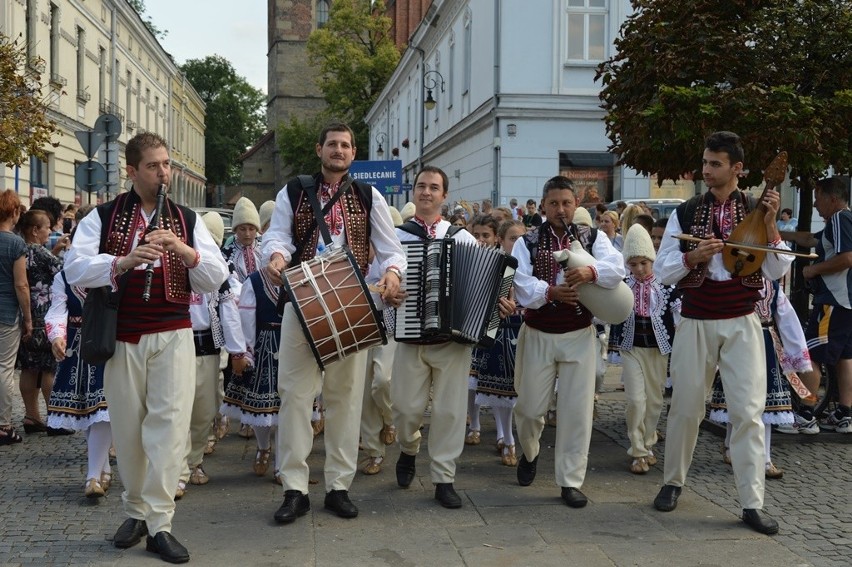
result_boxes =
[80,274,130,365]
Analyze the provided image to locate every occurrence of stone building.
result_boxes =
[0,0,206,207]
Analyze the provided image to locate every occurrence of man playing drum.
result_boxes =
[263,122,405,524]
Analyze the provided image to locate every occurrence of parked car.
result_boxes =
[606,198,685,220]
[192,207,234,243]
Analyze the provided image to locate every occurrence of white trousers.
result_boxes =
[277,305,368,493]
[181,353,220,480]
[513,324,597,489]
[663,314,766,509]
[621,347,666,458]
[360,338,395,458]
[391,341,473,484]
[105,329,195,534]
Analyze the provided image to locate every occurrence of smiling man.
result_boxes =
[262,122,405,525]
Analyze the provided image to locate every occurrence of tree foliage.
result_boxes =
[0,33,60,168]
[278,0,400,170]
[597,0,852,195]
[181,55,266,185]
[127,0,168,40]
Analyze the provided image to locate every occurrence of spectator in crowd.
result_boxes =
[493,207,513,223]
[15,209,64,435]
[0,190,29,446]
[448,213,468,228]
[522,199,542,228]
[597,210,623,252]
[509,198,523,220]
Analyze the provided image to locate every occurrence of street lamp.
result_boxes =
[423,69,445,111]
[375,132,387,158]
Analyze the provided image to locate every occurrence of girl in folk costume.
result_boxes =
[220,197,263,439]
[45,263,113,498]
[177,212,247,498]
[222,197,263,283]
[465,214,502,447]
[710,278,810,479]
[221,266,283,481]
[617,225,681,474]
[473,220,527,466]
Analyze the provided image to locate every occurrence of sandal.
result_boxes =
[496,437,505,455]
[253,448,271,476]
[22,416,47,434]
[464,430,481,445]
[501,444,518,467]
[0,426,23,445]
[100,471,112,492]
[630,457,649,474]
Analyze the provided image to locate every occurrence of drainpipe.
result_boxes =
[413,44,426,206]
[492,0,501,207]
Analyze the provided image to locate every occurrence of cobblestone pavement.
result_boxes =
[0,364,848,566]
[594,365,852,567]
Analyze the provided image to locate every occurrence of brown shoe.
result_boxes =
[380,424,397,446]
[99,471,112,492]
[85,478,105,498]
[645,451,657,467]
[464,430,481,445]
[253,449,271,476]
[214,415,230,440]
[496,437,505,455]
[189,465,209,485]
[361,456,383,475]
[501,445,518,467]
[238,424,255,439]
[765,462,784,479]
[311,418,325,437]
[630,457,649,474]
[204,439,216,455]
[174,481,187,500]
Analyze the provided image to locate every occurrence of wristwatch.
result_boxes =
[386,267,403,280]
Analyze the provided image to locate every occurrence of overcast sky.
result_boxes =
[143,0,268,93]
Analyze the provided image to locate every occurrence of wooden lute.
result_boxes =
[723,151,788,277]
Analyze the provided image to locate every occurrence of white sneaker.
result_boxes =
[820,410,852,433]
[776,413,820,435]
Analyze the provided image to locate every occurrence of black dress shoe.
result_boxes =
[653,484,682,512]
[396,452,416,488]
[113,518,148,549]
[560,487,588,508]
[742,508,779,535]
[434,483,463,508]
[324,489,358,518]
[517,453,538,486]
[145,531,190,564]
[47,426,74,436]
[274,490,311,524]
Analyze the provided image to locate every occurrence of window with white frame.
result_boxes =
[564,0,607,63]
[30,156,49,189]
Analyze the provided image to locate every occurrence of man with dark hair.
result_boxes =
[522,198,542,227]
[263,121,405,525]
[65,132,229,563]
[511,175,624,508]
[784,177,852,435]
[652,131,791,534]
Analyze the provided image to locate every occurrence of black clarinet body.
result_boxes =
[142,184,167,302]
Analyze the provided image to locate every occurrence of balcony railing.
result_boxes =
[99,100,125,122]
[49,72,67,87]
[76,90,91,103]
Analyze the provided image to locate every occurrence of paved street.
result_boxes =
[0,365,849,567]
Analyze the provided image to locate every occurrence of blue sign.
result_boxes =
[349,160,402,195]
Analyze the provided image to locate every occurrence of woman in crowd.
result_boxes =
[0,191,29,445]
[15,209,64,435]
[597,210,623,252]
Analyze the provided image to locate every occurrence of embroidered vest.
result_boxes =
[98,189,195,304]
[291,176,371,273]
[676,192,763,290]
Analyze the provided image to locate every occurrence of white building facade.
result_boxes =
[0,0,206,207]
[366,0,696,209]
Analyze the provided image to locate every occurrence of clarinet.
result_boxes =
[142,184,167,302]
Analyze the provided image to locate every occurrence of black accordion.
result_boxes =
[393,239,518,347]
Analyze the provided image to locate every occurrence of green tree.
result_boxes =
[127,0,168,40]
[596,0,852,316]
[181,55,266,186]
[278,0,400,170]
[0,33,60,168]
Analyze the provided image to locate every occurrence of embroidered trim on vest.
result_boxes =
[105,191,193,304]
[292,182,371,273]
[678,192,762,290]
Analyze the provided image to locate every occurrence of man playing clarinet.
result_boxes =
[653,131,792,534]
[511,175,624,508]
[65,132,229,563]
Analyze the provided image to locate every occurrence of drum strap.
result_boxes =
[292,174,354,262]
